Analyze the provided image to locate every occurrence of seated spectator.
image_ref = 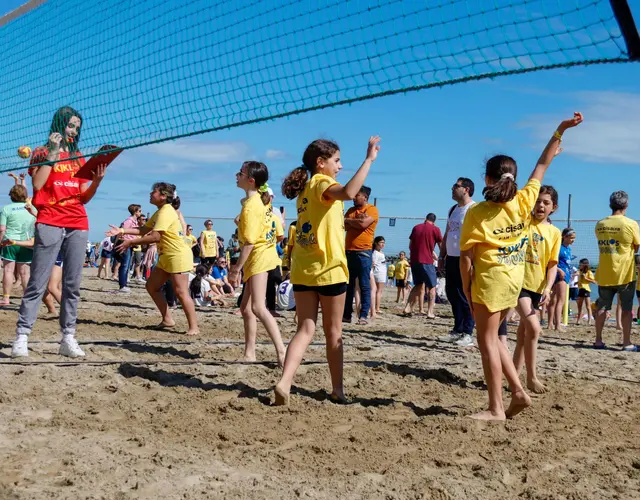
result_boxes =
[211,256,234,294]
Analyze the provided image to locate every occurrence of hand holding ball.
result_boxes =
[17,146,32,159]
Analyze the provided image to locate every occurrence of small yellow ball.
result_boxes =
[17,146,32,159]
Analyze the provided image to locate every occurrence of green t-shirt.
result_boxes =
[0,202,36,241]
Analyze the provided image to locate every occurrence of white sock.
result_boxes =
[15,334,28,341]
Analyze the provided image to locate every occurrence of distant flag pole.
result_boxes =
[373,197,377,207]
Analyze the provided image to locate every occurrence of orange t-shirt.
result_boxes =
[345,204,379,251]
[29,148,89,230]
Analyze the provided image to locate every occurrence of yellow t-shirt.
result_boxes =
[522,220,561,294]
[394,259,409,280]
[578,269,595,292]
[595,215,640,287]
[184,233,197,248]
[200,229,218,258]
[238,194,281,281]
[387,264,396,278]
[460,178,540,312]
[145,204,193,273]
[133,245,142,252]
[290,174,348,286]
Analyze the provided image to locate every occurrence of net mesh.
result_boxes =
[0,0,636,172]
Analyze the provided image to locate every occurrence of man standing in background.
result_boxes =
[343,186,379,325]
[403,213,442,317]
[439,177,475,346]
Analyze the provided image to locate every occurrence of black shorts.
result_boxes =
[636,290,640,299]
[396,279,405,288]
[519,288,542,310]
[577,289,591,298]
[569,288,579,301]
[293,282,347,297]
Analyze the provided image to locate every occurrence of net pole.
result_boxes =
[609,0,640,60]
[568,194,573,228]
[0,0,48,28]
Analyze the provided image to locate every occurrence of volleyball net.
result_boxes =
[0,0,638,172]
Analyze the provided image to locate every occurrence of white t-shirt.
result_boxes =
[188,273,212,306]
[276,280,296,311]
[101,237,114,252]
[445,201,474,257]
[372,250,386,281]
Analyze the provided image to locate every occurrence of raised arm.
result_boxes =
[31,135,63,191]
[324,136,380,201]
[530,112,583,182]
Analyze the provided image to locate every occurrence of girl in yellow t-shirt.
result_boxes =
[460,112,583,421]
[199,220,218,266]
[108,182,199,335]
[273,136,381,406]
[512,185,561,395]
[576,258,597,326]
[227,161,286,366]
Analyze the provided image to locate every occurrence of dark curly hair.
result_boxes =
[152,182,176,204]
[282,139,339,200]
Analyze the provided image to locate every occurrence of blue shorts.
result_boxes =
[101,249,113,259]
[411,262,437,288]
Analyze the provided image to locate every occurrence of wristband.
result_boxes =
[553,130,563,141]
[120,228,124,235]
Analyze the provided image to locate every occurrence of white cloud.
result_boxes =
[145,140,251,164]
[264,149,290,160]
[520,91,640,165]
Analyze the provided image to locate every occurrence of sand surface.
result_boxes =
[1,270,639,499]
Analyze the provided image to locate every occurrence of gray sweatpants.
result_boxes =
[16,223,88,337]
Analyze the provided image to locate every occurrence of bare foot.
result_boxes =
[468,410,506,421]
[330,391,348,404]
[505,390,532,418]
[270,310,283,318]
[233,309,242,316]
[185,329,199,336]
[274,385,290,406]
[241,354,257,363]
[527,378,547,394]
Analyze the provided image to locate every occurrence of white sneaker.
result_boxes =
[11,334,29,357]
[59,336,85,358]
[455,334,475,347]
[438,331,462,343]
[112,286,131,294]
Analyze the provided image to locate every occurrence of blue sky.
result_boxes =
[0,0,639,254]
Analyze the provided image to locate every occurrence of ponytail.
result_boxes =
[282,166,309,200]
[190,264,208,300]
[483,155,518,203]
[259,190,271,206]
[482,177,518,203]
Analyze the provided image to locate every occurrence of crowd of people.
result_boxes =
[2,106,640,420]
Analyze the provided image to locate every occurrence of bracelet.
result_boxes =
[553,130,563,141]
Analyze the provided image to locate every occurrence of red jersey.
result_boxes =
[409,222,443,265]
[29,148,89,230]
